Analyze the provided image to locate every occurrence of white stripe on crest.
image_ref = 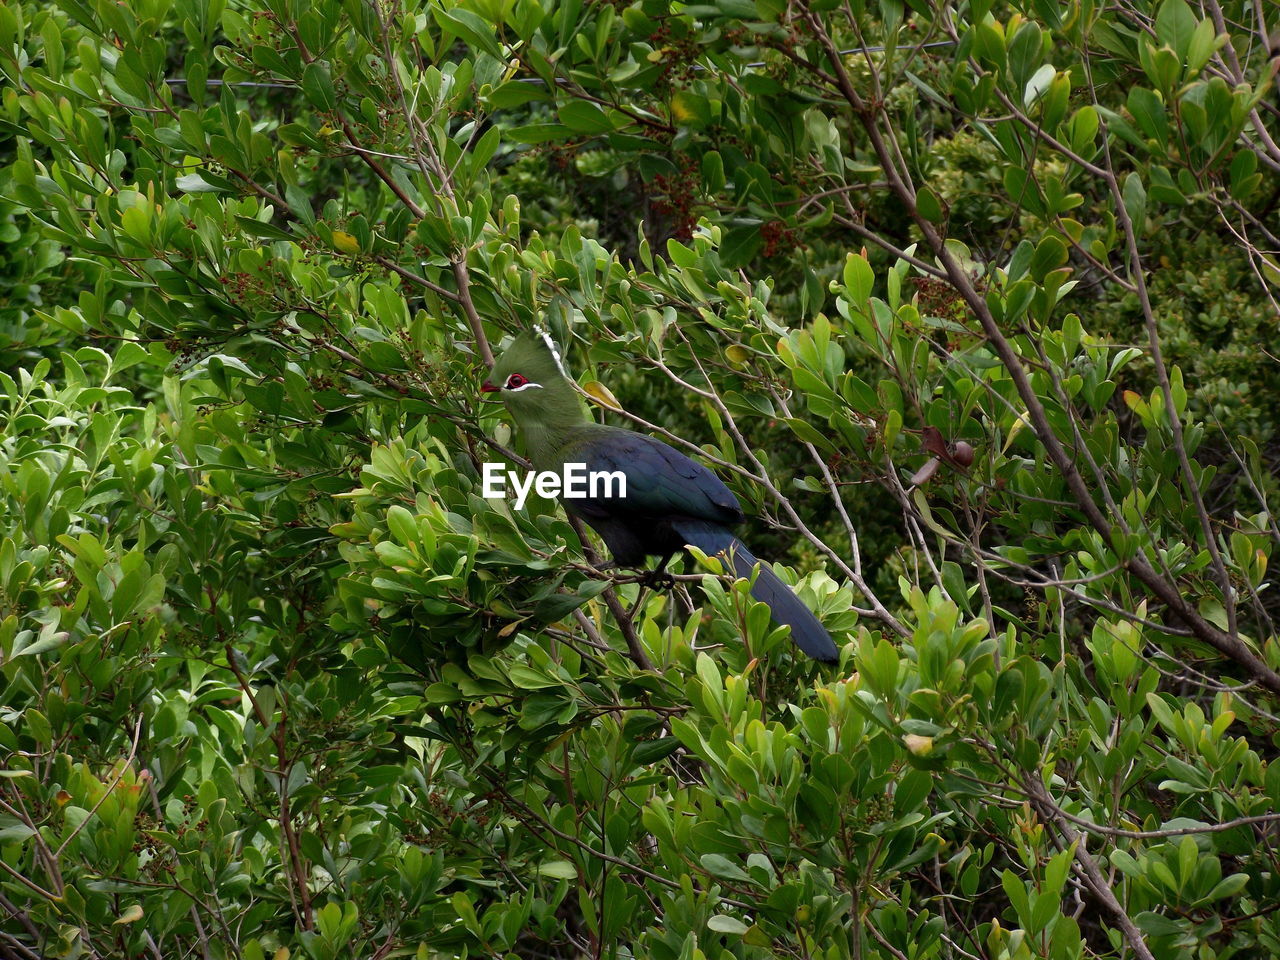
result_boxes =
[536,326,568,378]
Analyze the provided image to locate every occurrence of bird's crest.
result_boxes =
[535,325,568,379]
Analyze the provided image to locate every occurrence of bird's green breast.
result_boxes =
[526,423,619,472]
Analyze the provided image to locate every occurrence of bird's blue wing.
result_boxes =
[562,426,743,525]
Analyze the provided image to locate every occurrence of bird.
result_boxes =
[481,330,840,662]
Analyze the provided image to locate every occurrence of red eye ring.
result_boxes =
[505,374,527,389]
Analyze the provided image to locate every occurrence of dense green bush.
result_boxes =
[2,0,1279,958]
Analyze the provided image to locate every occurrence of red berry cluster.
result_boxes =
[218,270,274,310]
[760,219,798,258]
[402,790,492,846]
[546,142,582,171]
[648,22,701,91]
[247,10,282,47]
[164,335,209,366]
[651,153,700,241]
[909,275,975,349]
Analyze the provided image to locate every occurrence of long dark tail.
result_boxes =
[672,520,840,663]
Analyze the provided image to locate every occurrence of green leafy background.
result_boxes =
[2,0,1279,957]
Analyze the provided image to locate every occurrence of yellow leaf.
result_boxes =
[332,231,361,255]
[581,380,621,411]
[114,904,144,925]
[903,734,934,756]
[1002,410,1030,453]
[273,949,291,960]
[725,344,750,365]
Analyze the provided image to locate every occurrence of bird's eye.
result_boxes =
[505,374,527,389]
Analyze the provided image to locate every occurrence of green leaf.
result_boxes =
[666,239,697,269]
[1122,173,1147,231]
[699,854,751,882]
[1023,63,1056,109]
[707,915,749,935]
[121,205,152,245]
[485,80,550,109]
[1066,106,1099,154]
[236,217,294,243]
[1127,86,1168,142]
[843,253,874,302]
[0,824,36,842]
[387,505,418,546]
[701,150,725,193]
[1029,236,1067,281]
[301,62,336,113]
[17,630,70,657]
[1155,0,1197,59]
[176,171,234,194]
[558,101,617,134]
[1229,148,1259,200]
[633,737,680,764]
[1185,18,1218,75]
[506,123,574,143]
[507,664,559,689]
[424,683,463,704]
[535,860,578,879]
[1001,870,1030,919]
[0,4,21,54]
[1204,873,1248,901]
[41,18,64,79]
[719,223,762,268]
[533,582,609,622]
[1007,21,1043,90]
[434,8,504,59]
[916,185,945,223]
[1136,911,1186,937]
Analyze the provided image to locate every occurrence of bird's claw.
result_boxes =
[641,569,676,591]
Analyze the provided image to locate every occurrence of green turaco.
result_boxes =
[482,331,839,662]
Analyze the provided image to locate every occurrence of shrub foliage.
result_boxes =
[2,0,1279,957]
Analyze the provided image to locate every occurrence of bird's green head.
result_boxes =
[481,331,586,432]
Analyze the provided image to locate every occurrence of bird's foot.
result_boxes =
[640,569,676,591]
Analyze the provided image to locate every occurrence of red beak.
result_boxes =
[480,381,499,393]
